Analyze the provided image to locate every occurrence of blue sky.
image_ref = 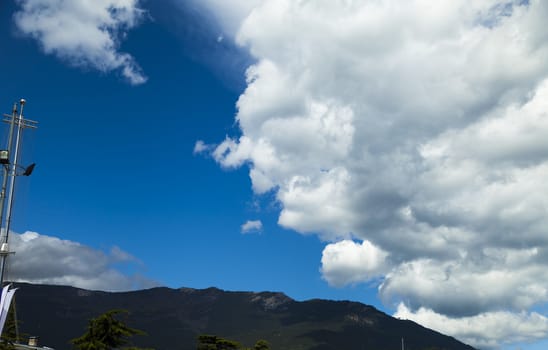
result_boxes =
[0,0,358,300]
[0,0,378,304]
[3,1,548,349]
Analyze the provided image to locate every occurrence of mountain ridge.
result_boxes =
[11,282,475,350]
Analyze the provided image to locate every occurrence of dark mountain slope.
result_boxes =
[12,283,475,350]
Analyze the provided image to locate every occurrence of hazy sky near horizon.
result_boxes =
[2,1,548,349]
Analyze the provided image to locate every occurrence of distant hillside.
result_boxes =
[11,283,475,350]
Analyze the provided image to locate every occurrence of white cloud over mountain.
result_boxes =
[199,0,548,347]
[14,0,147,84]
[7,231,157,291]
[395,303,548,350]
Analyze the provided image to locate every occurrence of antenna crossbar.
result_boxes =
[2,114,38,129]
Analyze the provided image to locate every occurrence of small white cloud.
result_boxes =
[14,0,147,85]
[241,220,263,234]
[193,140,212,154]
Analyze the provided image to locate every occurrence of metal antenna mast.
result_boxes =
[0,99,37,286]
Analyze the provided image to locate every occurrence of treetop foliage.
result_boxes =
[71,309,151,350]
[197,335,270,350]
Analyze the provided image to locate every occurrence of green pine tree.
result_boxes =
[197,335,241,350]
[197,335,270,350]
[253,340,270,350]
[71,309,152,350]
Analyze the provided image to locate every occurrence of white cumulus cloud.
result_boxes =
[321,240,389,287]
[189,0,263,38]
[200,0,548,347]
[14,0,147,84]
